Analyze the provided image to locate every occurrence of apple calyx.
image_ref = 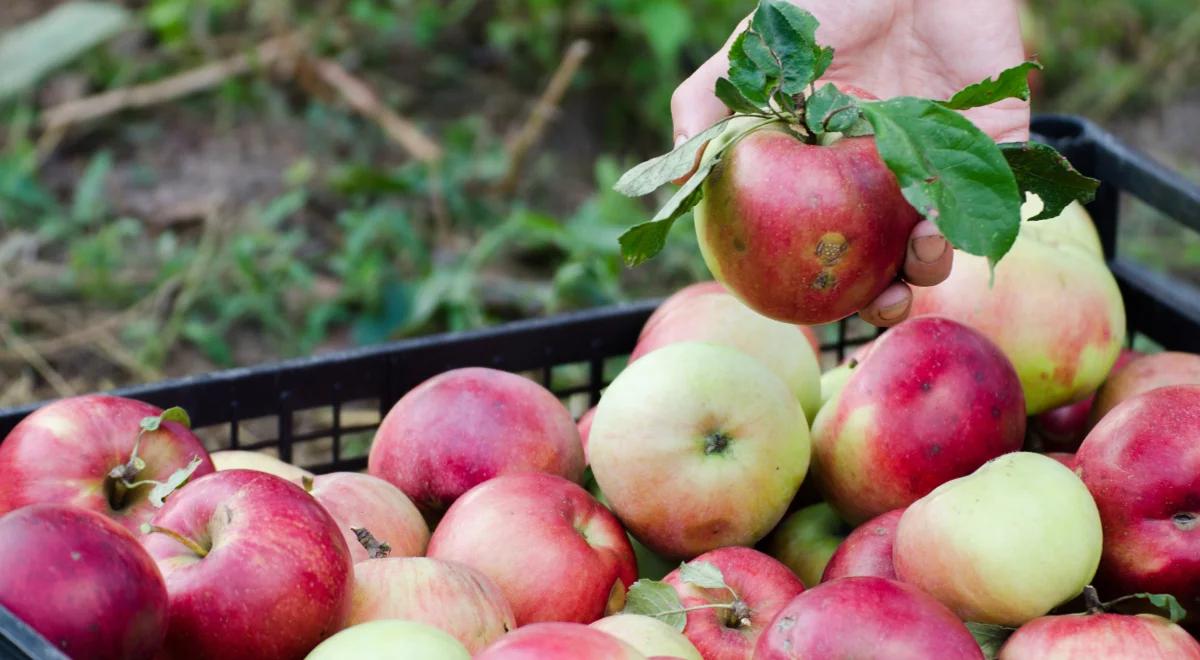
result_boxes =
[141,522,210,558]
[1173,512,1197,532]
[352,527,391,559]
[704,431,732,456]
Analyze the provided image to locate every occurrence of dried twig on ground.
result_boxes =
[0,324,75,398]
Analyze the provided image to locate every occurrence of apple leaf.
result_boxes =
[1000,141,1100,220]
[716,76,767,115]
[623,579,686,631]
[965,622,1016,659]
[678,561,728,590]
[940,61,1042,111]
[722,31,773,109]
[140,406,192,432]
[147,455,204,508]
[614,118,734,197]
[860,97,1022,267]
[1122,593,1189,623]
[749,0,829,96]
[805,83,871,137]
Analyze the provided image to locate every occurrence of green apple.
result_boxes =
[306,620,471,660]
[590,614,702,660]
[894,452,1103,626]
[762,503,849,587]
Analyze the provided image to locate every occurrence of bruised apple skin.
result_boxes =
[695,123,920,326]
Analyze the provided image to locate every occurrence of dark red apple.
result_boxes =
[475,622,645,659]
[821,508,903,582]
[998,611,1200,659]
[0,504,168,660]
[1089,351,1200,427]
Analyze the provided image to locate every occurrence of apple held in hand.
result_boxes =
[476,622,647,660]
[0,504,168,660]
[998,610,1200,659]
[1088,351,1200,426]
[307,472,429,562]
[307,620,471,660]
[821,508,903,583]
[0,395,214,534]
[588,342,810,560]
[368,367,584,516]
[143,469,352,660]
[762,503,849,587]
[894,452,1103,626]
[426,472,636,625]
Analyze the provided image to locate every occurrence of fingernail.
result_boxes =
[674,134,688,147]
[877,297,909,322]
[912,235,948,264]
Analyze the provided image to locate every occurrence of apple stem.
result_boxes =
[1083,585,1103,614]
[144,524,209,558]
[352,527,391,559]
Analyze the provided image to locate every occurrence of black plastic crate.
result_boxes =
[1,113,1198,659]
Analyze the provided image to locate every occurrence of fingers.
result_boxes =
[668,52,733,184]
[859,282,913,328]
[902,220,954,287]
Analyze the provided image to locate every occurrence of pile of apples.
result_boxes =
[2,198,1200,660]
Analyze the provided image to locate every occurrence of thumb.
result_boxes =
[670,50,733,148]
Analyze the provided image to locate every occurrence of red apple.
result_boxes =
[368,367,584,515]
[475,622,647,659]
[999,611,1200,659]
[821,508,903,582]
[640,281,729,341]
[578,406,596,463]
[662,546,805,659]
[756,577,983,659]
[344,557,515,653]
[0,504,168,660]
[695,122,921,325]
[426,472,636,625]
[0,394,215,535]
[143,469,352,659]
[1046,452,1077,470]
[1089,351,1200,427]
[811,316,1026,523]
[1076,384,1200,614]
[1028,348,1139,452]
[308,472,429,562]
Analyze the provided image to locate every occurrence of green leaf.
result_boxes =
[614,118,734,197]
[141,406,192,432]
[860,97,1022,265]
[716,77,766,115]
[750,0,826,95]
[966,622,1016,660]
[940,61,1043,111]
[70,150,112,226]
[147,455,203,508]
[622,579,686,632]
[0,2,131,102]
[678,561,727,590]
[1132,593,1188,623]
[1000,142,1100,220]
[727,31,772,108]
[805,83,868,135]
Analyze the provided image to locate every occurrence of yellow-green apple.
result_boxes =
[630,290,822,421]
[142,469,352,659]
[368,367,584,516]
[910,198,1125,415]
[307,472,429,562]
[821,508,903,582]
[0,504,168,660]
[209,449,313,486]
[894,452,1103,626]
[426,472,636,625]
[0,394,215,535]
[578,406,596,463]
[1076,385,1200,615]
[1027,349,1140,452]
[694,121,922,325]
[306,619,471,660]
[475,622,647,659]
[998,611,1200,659]
[762,503,849,587]
[589,614,702,660]
[818,342,874,411]
[588,342,810,559]
[811,316,1026,524]
[755,577,984,659]
[342,557,515,653]
[662,546,805,659]
[1088,352,1200,427]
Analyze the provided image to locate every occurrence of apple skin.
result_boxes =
[143,469,353,660]
[307,619,471,660]
[0,394,215,535]
[755,577,984,659]
[1075,385,1200,615]
[426,472,636,625]
[811,316,1026,524]
[762,503,849,587]
[368,367,585,516]
[1027,349,1140,452]
[998,612,1200,659]
[343,557,515,653]
[308,472,429,562]
[663,546,805,659]
[209,449,313,486]
[910,199,1126,415]
[475,622,647,660]
[821,508,903,583]
[0,504,168,660]
[631,289,823,422]
[1046,452,1077,470]
[894,452,1103,626]
[588,342,810,560]
[577,406,596,463]
[695,123,921,326]
[590,614,702,660]
[1088,351,1200,427]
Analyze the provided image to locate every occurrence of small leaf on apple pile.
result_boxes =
[622,579,687,631]
[805,83,871,137]
[677,561,728,590]
[140,406,192,432]
[965,622,1016,660]
[940,61,1042,111]
[614,118,735,197]
[1129,593,1189,624]
[148,455,203,508]
[1000,142,1100,220]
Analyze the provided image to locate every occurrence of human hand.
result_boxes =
[670,0,1030,326]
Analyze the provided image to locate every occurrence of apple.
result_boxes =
[755,576,984,659]
[343,557,515,653]
[0,503,168,660]
[894,452,1103,626]
[578,406,596,462]
[762,503,849,587]
[209,449,313,486]
[426,472,636,625]
[590,614,702,660]
[368,367,585,516]
[476,622,647,659]
[1089,351,1200,426]
[307,472,429,562]
[910,198,1126,415]
[811,316,1026,524]
[630,289,822,421]
[640,280,729,341]
[1075,384,1200,615]
[821,508,903,582]
[662,546,805,659]
[998,611,1200,659]
[307,619,471,660]
[0,394,215,535]
[1027,349,1140,452]
[1046,452,1077,470]
[694,120,921,325]
[142,469,352,659]
[588,342,810,559]
[818,342,875,410]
